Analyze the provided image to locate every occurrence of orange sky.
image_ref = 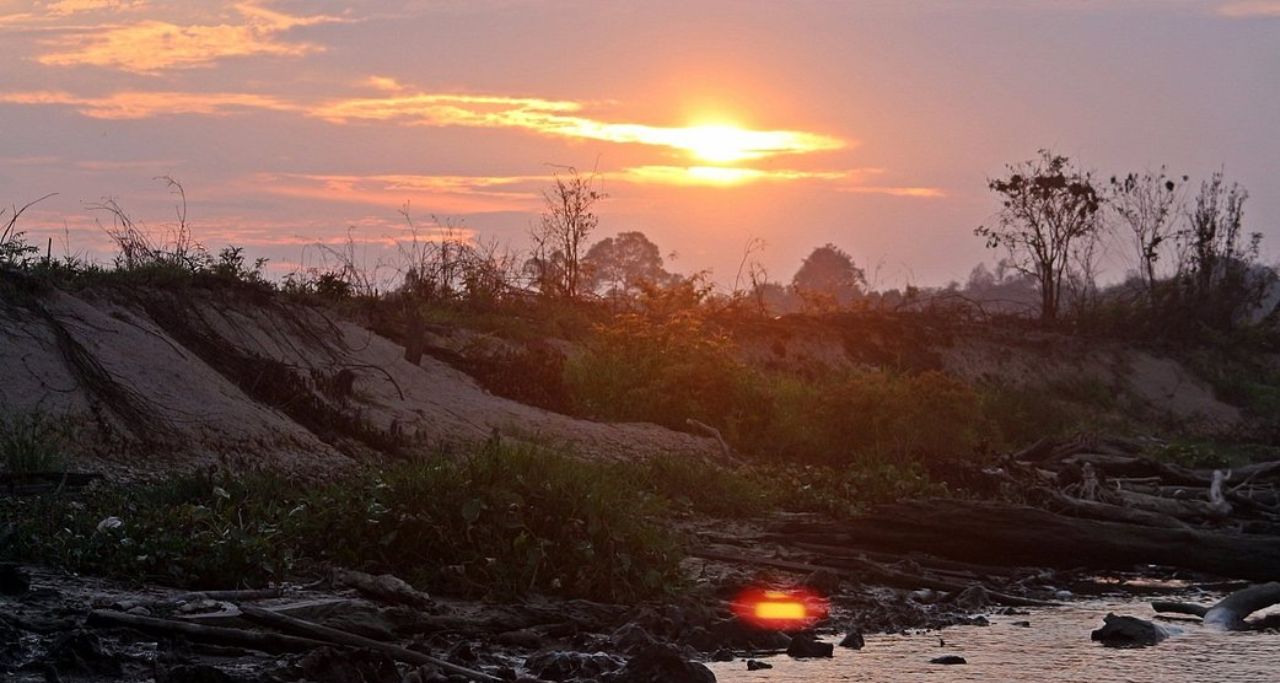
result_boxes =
[1,0,1277,287]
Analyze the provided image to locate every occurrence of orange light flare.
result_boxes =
[731,587,829,631]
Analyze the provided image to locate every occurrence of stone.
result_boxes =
[296,646,399,683]
[1090,613,1168,648]
[746,659,773,670]
[785,631,833,658]
[711,648,734,662]
[610,623,660,655]
[602,643,716,683]
[524,651,624,681]
[837,629,864,649]
[1011,620,1031,628]
[930,655,967,665]
[0,563,30,596]
[802,568,843,595]
[38,630,123,677]
[496,629,544,649]
[954,585,990,610]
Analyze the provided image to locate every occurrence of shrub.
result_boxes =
[0,443,682,601]
[0,411,69,473]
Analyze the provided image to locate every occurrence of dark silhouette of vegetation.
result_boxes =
[976,150,1103,323]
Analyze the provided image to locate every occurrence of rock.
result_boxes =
[909,589,939,604]
[602,643,716,683]
[837,629,864,649]
[156,664,245,683]
[297,646,399,683]
[785,631,833,658]
[711,648,734,662]
[1011,620,1031,628]
[1090,613,1168,648]
[746,659,773,670]
[497,629,544,649]
[609,623,660,655]
[0,563,30,596]
[803,568,843,595]
[35,630,123,677]
[524,651,624,681]
[954,585,990,610]
[930,655,966,665]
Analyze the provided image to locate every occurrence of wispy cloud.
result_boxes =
[44,0,147,16]
[35,1,343,73]
[1216,1,1280,16]
[0,89,296,118]
[313,92,846,161]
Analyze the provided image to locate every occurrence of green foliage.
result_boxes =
[0,443,682,601]
[626,455,938,519]
[0,411,69,473]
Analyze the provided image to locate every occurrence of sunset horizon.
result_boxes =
[3,0,1276,291]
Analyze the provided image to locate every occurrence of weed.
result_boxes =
[0,411,69,473]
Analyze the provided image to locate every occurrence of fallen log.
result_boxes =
[1040,490,1189,530]
[87,609,329,654]
[239,604,501,682]
[689,548,1055,607]
[1203,582,1280,631]
[1151,583,1280,630]
[776,499,1280,581]
[332,568,433,609]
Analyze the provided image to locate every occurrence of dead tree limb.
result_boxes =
[88,610,328,654]
[1203,582,1280,631]
[239,605,500,682]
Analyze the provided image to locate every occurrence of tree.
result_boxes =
[582,231,672,296]
[1176,172,1269,330]
[791,243,866,310]
[1108,168,1187,298]
[976,150,1103,323]
[528,167,606,299]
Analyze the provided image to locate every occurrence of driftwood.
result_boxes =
[87,609,329,653]
[239,605,501,682]
[332,568,433,609]
[777,499,1280,581]
[1153,583,1280,631]
[689,548,1055,607]
[171,588,282,603]
[685,418,743,465]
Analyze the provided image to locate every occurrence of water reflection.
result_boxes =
[709,600,1280,682]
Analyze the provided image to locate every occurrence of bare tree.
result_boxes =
[1108,168,1187,298]
[1176,172,1267,329]
[528,166,606,299]
[976,150,1103,323]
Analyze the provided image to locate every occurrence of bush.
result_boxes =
[0,411,69,473]
[0,443,682,601]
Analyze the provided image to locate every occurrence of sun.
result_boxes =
[678,123,762,163]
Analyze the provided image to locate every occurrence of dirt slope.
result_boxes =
[0,286,716,479]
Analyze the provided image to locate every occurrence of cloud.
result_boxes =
[43,0,147,16]
[0,89,297,118]
[619,166,865,187]
[313,91,845,161]
[248,172,544,214]
[35,1,342,73]
[839,186,946,198]
[1216,1,1280,16]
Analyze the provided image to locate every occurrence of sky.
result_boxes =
[1,0,1277,289]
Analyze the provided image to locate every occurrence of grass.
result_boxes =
[0,411,69,473]
[0,442,682,601]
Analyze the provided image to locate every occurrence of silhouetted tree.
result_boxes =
[976,150,1102,323]
[583,231,672,296]
[1175,172,1270,330]
[1108,168,1187,299]
[791,243,866,311]
[528,167,605,299]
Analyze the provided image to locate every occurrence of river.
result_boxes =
[707,599,1280,682]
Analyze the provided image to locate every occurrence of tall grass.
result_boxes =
[0,411,68,473]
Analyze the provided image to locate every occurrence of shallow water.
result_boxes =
[708,599,1280,682]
